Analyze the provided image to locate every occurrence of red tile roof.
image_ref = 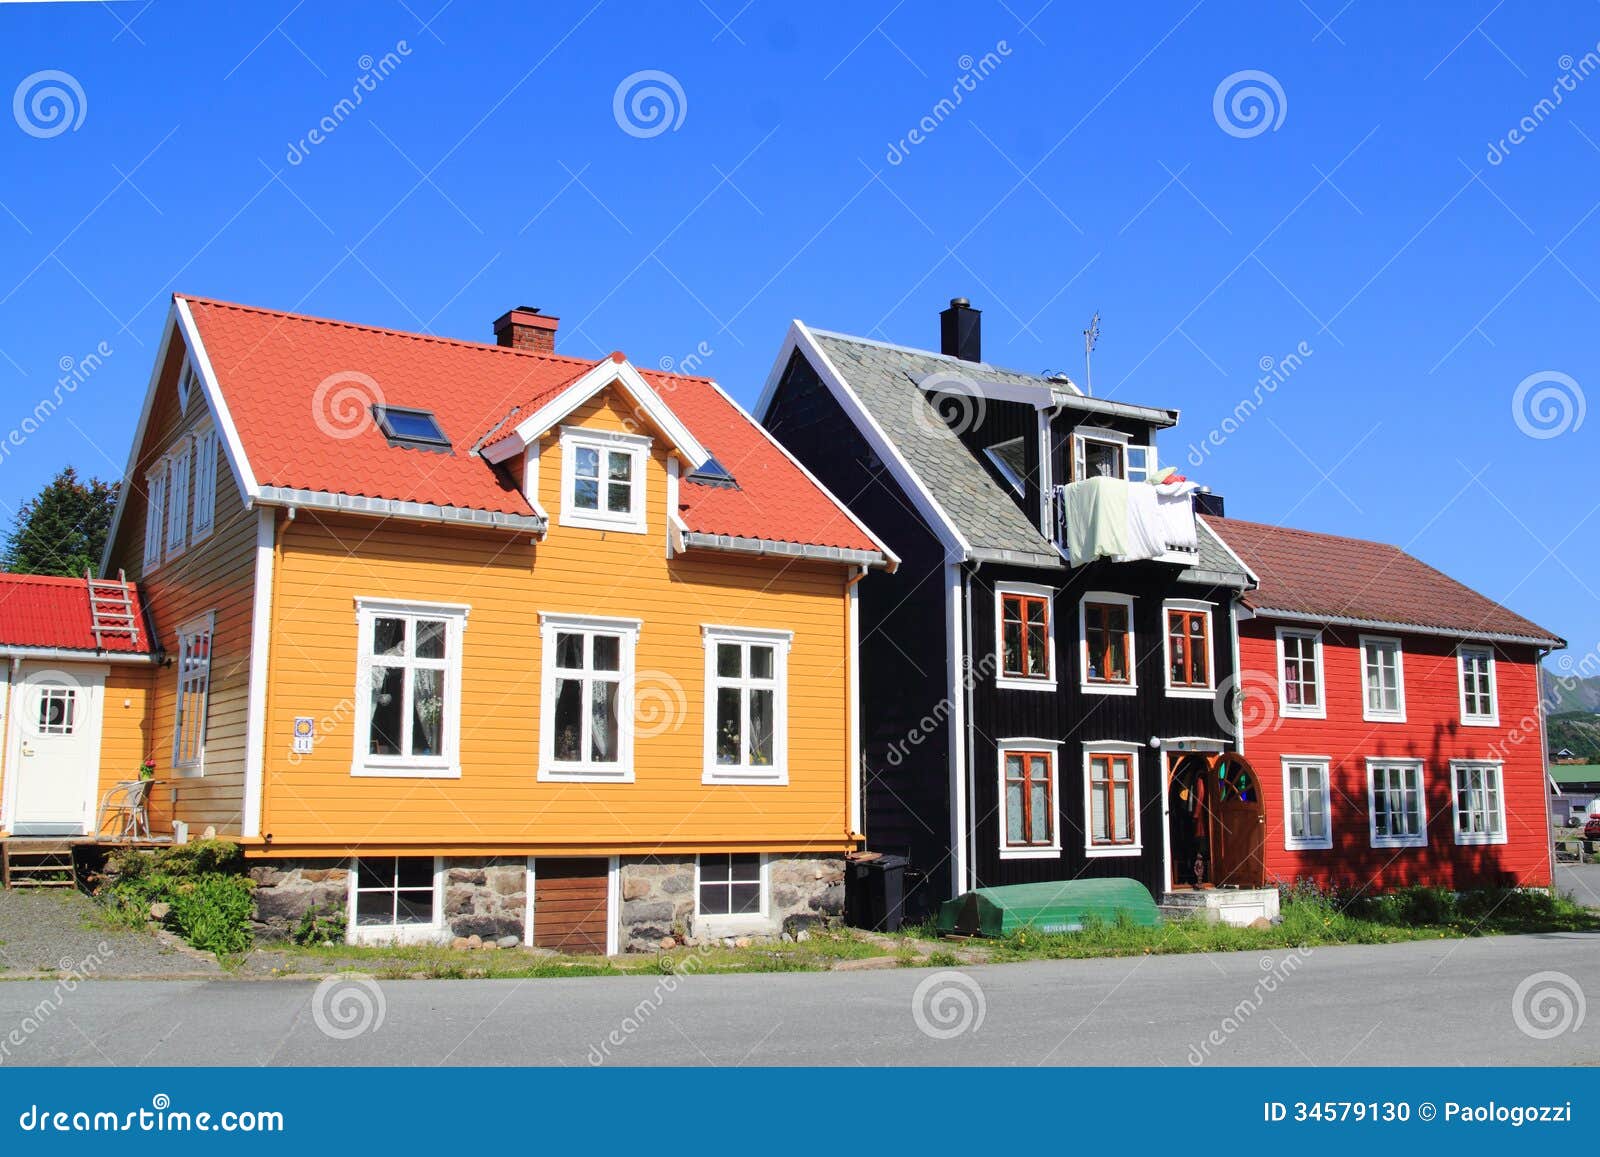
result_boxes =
[0,573,152,654]
[183,297,880,555]
[1203,515,1563,647]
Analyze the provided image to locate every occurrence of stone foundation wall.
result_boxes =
[249,859,350,940]
[442,858,526,940]
[618,854,845,951]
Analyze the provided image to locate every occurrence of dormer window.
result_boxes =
[558,428,649,534]
[1072,428,1154,482]
[374,405,451,452]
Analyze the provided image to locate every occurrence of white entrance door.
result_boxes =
[7,664,106,836]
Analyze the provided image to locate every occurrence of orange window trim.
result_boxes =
[1089,753,1136,845]
[1168,609,1209,687]
[1003,749,1054,848]
[1001,593,1051,680]
[1084,601,1130,684]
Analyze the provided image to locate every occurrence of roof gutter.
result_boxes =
[970,546,1067,569]
[253,487,547,534]
[0,645,158,664]
[1247,606,1565,650]
[1048,389,1179,428]
[680,532,889,570]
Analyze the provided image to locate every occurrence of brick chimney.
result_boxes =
[940,297,981,362]
[493,306,559,353]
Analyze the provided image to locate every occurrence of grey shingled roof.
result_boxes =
[810,330,1065,567]
[808,328,1254,586]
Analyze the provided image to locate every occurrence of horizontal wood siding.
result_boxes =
[258,387,852,854]
[533,858,609,953]
[1242,622,1552,889]
[105,335,258,835]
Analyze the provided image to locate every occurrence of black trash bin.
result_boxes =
[846,854,908,933]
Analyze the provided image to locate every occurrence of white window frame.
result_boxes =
[538,611,641,782]
[693,852,770,937]
[347,855,445,945]
[995,581,1057,692]
[1457,645,1499,727]
[1079,591,1137,696]
[558,427,650,535]
[1281,756,1333,851]
[1451,760,1507,846]
[143,466,167,571]
[1162,598,1215,699]
[983,437,1028,496]
[177,359,199,416]
[1072,427,1130,480]
[352,597,469,779]
[172,611,215,775]
[1276,626,1326,719]
[164,444,191,560]
[1367,758,1427,849]
[1359,634,1406,723]
[997,738,1062,860]
[1082,740,1143,858]
[190,426,218,543]
[701,625,791,785]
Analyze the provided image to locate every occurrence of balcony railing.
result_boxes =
[1052,478,1200,567]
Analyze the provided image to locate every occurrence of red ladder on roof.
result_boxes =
[84,569,139,650]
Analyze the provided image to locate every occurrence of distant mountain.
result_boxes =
[1549,713,1600,763]
[1544,668,1600,716]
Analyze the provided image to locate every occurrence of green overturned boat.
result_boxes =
[936,878,1161,937]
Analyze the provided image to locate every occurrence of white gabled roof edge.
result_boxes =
[481,357,711,470]
[99,298,260,575]
[754,321,971,559]
[697,375,899,571]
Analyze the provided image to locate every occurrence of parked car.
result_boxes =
[1584,815,1600,850]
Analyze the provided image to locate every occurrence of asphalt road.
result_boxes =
[2,932,1596,1066]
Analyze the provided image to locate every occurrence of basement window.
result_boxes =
[373,405,451,452]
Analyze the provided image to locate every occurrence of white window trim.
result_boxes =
[557,427,651,535]
[351,597,469,779]
[190,426,218,544]
[983,437,1027,496]
[1357,634,1406,723]
[995,581,1057,692]
[701,624,792,785]
[1082,740,1143,858]
[1079,591,1137,696]
[164,443,191,561]
[1451,759,1508,846]
[1073,427,1130,482]
[693,852,771,937]
[1281,755,1333,851]
[538,611,641,783]
[177,358,197,416]
[998,738,1062,860]
[1366,757,1428,849]
[143,466,167,573]
[1162,598,1216,699]
[171,610,215,776]
[1457,645,1500,727]
[346,855,446,945]
[1275,626,1326,720]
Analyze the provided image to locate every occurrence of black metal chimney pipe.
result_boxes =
[939,297,981,362]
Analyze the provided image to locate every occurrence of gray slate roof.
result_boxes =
[808,328,1252,587]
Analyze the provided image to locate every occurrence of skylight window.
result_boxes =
[686,454,739,489]
[984,438,1027,496]
[373,405,451,452]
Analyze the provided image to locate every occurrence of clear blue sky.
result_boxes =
[1,0,1593,663]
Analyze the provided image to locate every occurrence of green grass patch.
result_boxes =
[98,840,254,960]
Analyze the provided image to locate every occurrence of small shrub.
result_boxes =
[292,904,347,947]
[101,840,254,958]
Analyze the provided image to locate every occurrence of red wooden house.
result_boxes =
[1203,516,1564,892]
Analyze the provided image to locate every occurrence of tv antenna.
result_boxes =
[1083,311,1101,396]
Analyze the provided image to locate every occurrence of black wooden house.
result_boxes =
[758,300,1255,916]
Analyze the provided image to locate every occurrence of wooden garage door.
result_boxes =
[533,858,610,954]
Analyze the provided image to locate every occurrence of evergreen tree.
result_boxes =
[2,467,119,577]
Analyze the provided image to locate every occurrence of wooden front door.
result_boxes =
[1210,760,1265,888]
[533,858,611,954]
